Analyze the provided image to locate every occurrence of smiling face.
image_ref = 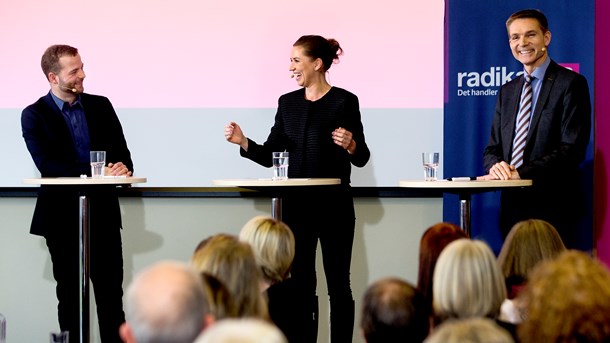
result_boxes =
[288,45,322,88]
[508,18,551,74]
[51,53,86,96]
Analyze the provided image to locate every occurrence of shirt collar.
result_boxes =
[528,56,551,81]
[50,90,82,111]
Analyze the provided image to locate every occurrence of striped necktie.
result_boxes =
[511,74,535,169]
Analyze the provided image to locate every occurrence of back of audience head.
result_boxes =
[194,318,288,343]
[201,272,237,320]
[518,250,610,343]
[424,318,514,343]
[417,222,469,308]
[191,233,269,318]
[433,239,506,322]
[497,219,565,298]
[360,277,430,343]
[238,215,295,290]
[119,260,208,343]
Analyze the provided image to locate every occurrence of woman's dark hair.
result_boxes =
[293,35,343,72]
[416,222,468,308]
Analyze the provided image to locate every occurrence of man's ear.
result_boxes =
[119,322,135,343]
[544,30,552,47]
[203,314,215,330]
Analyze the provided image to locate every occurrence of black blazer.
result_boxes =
[483,60,591,186]
[241,87,370,186]
[21,92,133,237]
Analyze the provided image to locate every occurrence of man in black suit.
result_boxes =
[21,45,133,342]
[482,9,591,244]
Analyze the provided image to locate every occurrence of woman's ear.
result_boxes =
[315,58,323,71]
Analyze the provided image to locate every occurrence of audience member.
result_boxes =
[497,219,565,324]
[424,318,514,343]
[201,272,237,320]
[119,261,208,343]
[238,215,295,291]
[194,318,287,343]
[417,222,468,309]
[360,277,430,343]
[518,250,610,343]
[433,239,506,322]
[191,234,268,318]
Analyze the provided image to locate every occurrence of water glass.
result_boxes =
[90,151,106,178]
[50,331,69,343]
[422,152,439,181]
[272,152,289,181]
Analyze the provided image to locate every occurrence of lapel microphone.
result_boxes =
[59,85,78,93]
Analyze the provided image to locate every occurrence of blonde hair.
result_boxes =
[238,216,295,285]
[191,234,268,319]
[433,239,506,321]
[201,272,237,320]
[518,250,610,343]
[424,318,514,343]
[498,219,565,286]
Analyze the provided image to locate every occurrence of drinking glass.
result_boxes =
[272,152,289,181]
[422,152,439,181]
[90,151,106,178]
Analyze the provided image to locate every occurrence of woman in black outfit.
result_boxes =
[224,35,370,342]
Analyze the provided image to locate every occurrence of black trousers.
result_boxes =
[45,204,125,343]
[268,188,356,343]
[499,183,582,247]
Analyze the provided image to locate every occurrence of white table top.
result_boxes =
[23,176,147,185]
[213,178,340,187]
[398,179,532,188]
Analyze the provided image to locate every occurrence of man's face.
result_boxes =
[54,53,86,94]
[508,18,551,72]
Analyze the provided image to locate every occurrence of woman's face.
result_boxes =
[289,45,320,87]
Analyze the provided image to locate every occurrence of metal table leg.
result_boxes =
[459,193,471,237]
[78,195,90,343]
[271,197,282,221]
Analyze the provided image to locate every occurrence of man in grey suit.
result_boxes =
[482,9,591,244]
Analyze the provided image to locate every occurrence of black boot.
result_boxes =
[330,298,354,343]
[268,285,318,343]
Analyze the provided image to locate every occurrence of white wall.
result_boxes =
[1,108,444,187]
[0,196,442,343]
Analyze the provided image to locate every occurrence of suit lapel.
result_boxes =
[527,62,557,146]
[503,78,523,159]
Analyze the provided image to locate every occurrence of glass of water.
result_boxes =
[50,331,69,343]
[272,152,289,181]
[422,152,439,181]
[90,151,106,178]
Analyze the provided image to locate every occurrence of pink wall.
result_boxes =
[595,0,610,265]
[0,0,443,109]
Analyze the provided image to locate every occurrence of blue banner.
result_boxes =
[444,0,595,252]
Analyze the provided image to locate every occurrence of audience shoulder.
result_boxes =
[194,318,287,343]
[425,318,514,343]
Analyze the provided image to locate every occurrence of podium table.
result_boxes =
[23,176,147,343]
[398,179,532,236]
[212,178,340,220]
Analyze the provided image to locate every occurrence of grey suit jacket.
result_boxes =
[483,59,591,186]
